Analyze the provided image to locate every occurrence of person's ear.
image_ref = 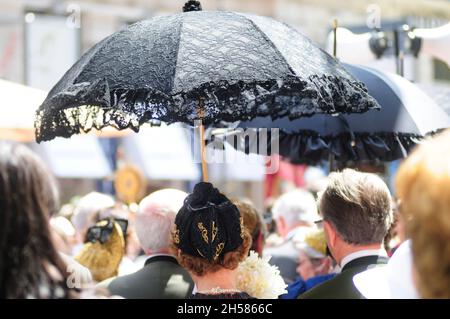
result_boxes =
[318,256,332,274]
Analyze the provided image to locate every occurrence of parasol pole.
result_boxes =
[398,51,405,77]
[329,18,338,172]
[333,18,338,58]
[198,98,209,182]
[328,152,336,173]
[393,29,400,75]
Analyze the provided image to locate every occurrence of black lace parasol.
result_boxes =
[35,1,379,143]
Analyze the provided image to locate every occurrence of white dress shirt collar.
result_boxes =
[340,249,388,269]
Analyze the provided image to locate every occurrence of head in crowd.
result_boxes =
[396,129,450,298]
[232,199,266,255]
[172,182,251,278]
[96,203,138,257]
[0,142,71,298]
[97,203,129,221]
[50,216,77,255]
[293,228,333,281]
[75,218,126,282]
[136,189,187,255]
[319,169,393,265]
[271,189,318,238]
[71,192,115,243]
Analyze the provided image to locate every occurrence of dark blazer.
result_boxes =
[107,255,194,299]
[264,239,299,284]
[298,255,388,299]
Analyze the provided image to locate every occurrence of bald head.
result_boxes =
[135,189,187,254]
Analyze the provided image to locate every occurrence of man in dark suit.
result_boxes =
[299,169,393,299]
[107,189,194,299]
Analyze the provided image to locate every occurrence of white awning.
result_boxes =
[31,135,112,179]
[122,125,200,181]
[0,79,132,142]
[208,144,266,182]
[0,79,46,129]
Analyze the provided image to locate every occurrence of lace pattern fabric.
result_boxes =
[35,11,379,142]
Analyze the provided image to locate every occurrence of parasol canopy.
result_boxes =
[35,1,379,143]
[226,64,450,164]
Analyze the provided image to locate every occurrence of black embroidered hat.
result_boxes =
[173,182,244,262]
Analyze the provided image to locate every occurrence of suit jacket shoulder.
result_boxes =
[298,267,365,299]
[108,256,194,299]
[265,240,299,284]
[298,255,388,299]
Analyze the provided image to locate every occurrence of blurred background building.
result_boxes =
[0,0,449,207]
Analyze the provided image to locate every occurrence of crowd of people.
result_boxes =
[0,129,449,299]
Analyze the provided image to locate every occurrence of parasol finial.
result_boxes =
[183,0,202,12]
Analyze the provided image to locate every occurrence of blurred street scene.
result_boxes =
[0,0,449,301]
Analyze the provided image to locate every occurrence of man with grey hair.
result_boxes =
[264,189,319,284]
[107,189,194,298]
[299,168,393,299]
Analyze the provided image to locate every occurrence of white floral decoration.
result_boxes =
[237,250,287,299]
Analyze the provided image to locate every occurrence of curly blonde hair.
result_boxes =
[396,129,450,298]
[173,230,252,277]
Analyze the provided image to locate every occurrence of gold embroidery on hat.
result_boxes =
[214,242,225,261]
[196,248,205,258]
[239,216,245,239]
[173,227,180,244]
[212,221,218,242]
[198,222,208,244]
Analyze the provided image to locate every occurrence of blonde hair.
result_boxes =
[396,130,450,298]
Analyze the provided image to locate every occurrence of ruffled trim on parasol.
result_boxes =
[35,74,379,142]
[276,130,425,164]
